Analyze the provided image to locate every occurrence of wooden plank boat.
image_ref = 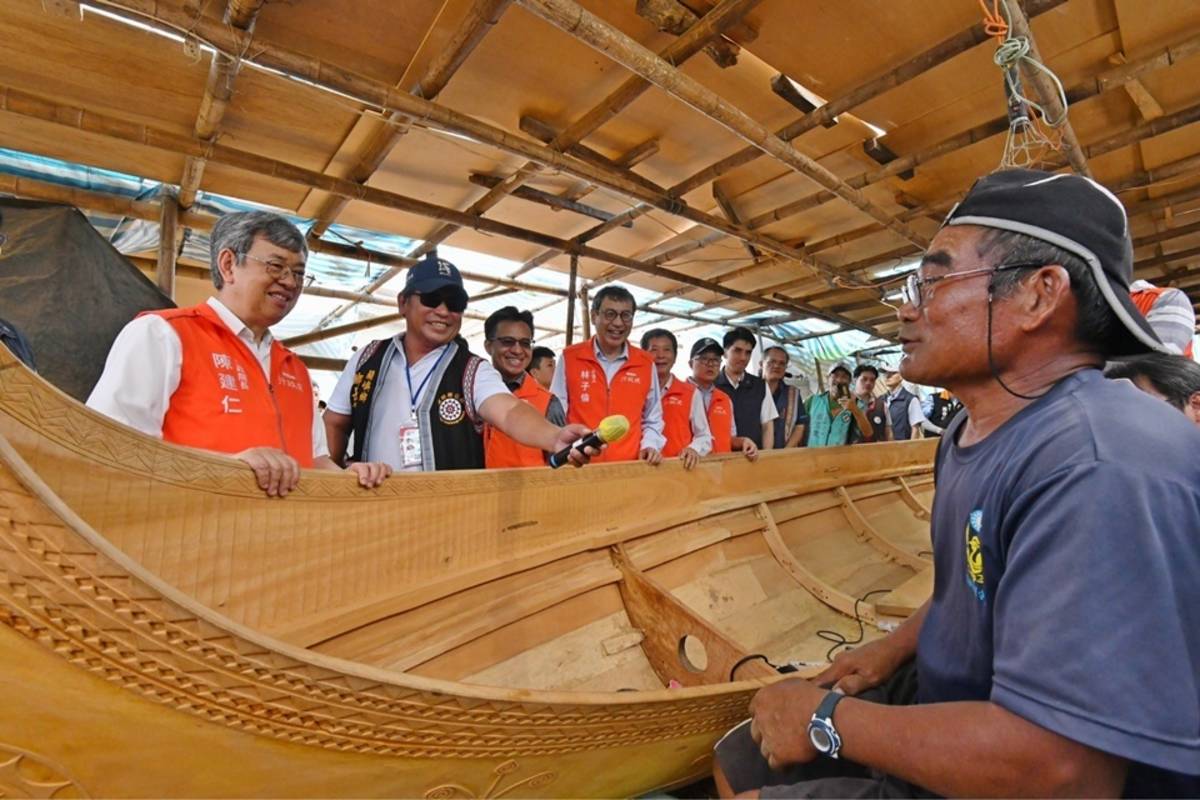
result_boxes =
[0,347,935,798]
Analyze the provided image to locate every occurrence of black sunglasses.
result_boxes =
[413,290,467,313]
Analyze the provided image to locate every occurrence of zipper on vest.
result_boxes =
[267,383,288,452]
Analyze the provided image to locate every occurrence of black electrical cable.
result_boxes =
[815,588,895,663]
[728,653,782,681]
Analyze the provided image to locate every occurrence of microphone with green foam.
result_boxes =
[548,414,630,468]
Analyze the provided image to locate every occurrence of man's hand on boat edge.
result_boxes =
[236,447,394,496]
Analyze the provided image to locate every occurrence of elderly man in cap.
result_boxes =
[88,210,392,497]
[324,252,593,471]
[716,169,1200,797]
[690,337,758,462]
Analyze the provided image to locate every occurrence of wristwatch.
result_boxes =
[808,690,845,759]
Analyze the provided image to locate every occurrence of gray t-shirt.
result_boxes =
[920,370,1199,796]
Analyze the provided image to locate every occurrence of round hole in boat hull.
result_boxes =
[678,634,708,673]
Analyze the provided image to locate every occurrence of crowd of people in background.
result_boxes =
[67,207,1198,495]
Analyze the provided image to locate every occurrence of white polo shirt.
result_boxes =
[327,336,509,471]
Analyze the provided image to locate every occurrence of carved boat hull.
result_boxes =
[0,350,935,798]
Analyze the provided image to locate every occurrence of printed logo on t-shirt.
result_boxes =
[437,392,465,425]
[964,509,986,601]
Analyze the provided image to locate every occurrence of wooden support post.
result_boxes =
[581,287,591,340]
[565,253,579,346]
[155,188,180,299]
[1001,0,1091,177]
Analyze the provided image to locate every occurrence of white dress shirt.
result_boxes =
[327,336,509,471]
[86,297,329,458]
[550,339,666,451]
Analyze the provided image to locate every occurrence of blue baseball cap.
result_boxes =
[404,252,469,304]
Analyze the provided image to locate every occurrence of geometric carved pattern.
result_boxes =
[423,759,557,798]
[0,744,89,798]
[0,459,753,759]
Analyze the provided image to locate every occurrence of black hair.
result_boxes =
[723,326,756,350]
[829,365,852,379]
[484,306,534,340]
[528,346,555,371]
[853,364,879,379]
[1105,353,1200,410]
[975,229,1124,355]
[639,328,677,353]
[591,285,637,314]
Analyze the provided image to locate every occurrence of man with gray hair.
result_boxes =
[88,210,392,496]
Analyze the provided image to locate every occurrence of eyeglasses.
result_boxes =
[243,253,307,283]
[901,262,1043,308]
[414,290,468,313]
[598,309,634,323]
[694,356,721,367]
[489,336,533,350]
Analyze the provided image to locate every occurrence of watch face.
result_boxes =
[809,726,833,753]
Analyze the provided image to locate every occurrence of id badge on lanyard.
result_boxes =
[398,421,423,467]
[399,344,451,468]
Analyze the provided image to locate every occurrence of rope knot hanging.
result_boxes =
[980,0,1069,169]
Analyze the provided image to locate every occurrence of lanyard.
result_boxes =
[405,344,451,413]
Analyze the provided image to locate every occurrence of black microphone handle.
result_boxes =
[548,430,605,469]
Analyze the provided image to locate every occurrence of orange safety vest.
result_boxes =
[660,375,696,458]
[484,373,553,468]
[1131,286,1194,357]
[147,303,315,467]
[561,339,654,463]
[704,385,734,454]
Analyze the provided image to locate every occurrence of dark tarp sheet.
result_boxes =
[0,198,175,400]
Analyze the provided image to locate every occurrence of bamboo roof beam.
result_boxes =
[0,173,215,230]
[316,0,767,325]
[0,86,880,335]
[732,98,1200,309]
[648,33,1200,299]
[657,0,1068,198]
[282,307,566,349]
[0,171,583,315]
[514,0,927,248]
[1001,0,1092,178]
[467,172,632,226]
[176,0,263,208]
[517,0,1068,283]
[305,0,513,239]
[88,0,795,267]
